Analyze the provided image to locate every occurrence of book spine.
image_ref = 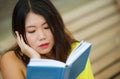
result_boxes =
[63,66,71,79]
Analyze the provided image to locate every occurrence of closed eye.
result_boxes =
[44,26,50,29]
[27,30,35,33]
[43,22,50,29]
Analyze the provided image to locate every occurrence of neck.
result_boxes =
[41,52,55,59]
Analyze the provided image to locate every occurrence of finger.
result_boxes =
[20,34,31,52]
[15,31,20,39]
[15,31,24,49]
[15,31,21,45]
[20,34,27,47]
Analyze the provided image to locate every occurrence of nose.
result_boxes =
[37,30,46,41]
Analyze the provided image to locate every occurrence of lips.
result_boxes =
[39,43,49,49]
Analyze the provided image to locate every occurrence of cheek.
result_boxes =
[26,34,36,46]
[47,31,54,41]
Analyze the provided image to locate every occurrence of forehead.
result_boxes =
[25,12,46,27]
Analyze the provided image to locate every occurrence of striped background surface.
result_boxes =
[0,0,120,79]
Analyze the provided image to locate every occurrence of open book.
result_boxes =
[26,40,92,79]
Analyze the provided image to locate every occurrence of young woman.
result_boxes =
[0,0,94,79]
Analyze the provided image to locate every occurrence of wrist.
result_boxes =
[31,55,41,59]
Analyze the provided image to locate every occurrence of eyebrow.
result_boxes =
[42,22,47,25]
[26,22,47,28]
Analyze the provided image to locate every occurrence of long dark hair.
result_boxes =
[12,0,76,65]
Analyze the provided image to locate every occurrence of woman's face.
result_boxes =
[25,12,54,55]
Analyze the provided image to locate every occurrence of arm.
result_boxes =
[0,51,25,79]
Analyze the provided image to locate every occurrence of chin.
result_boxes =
[38,49,50,55]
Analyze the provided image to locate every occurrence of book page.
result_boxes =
[28,59,66,67]
[67,40,84,60]
[66,41,91,65]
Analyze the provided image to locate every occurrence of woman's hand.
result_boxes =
[15,31,41,59]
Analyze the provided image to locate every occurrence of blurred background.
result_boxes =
[0,0,120,79]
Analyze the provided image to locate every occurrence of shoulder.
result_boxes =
[0,51,22,66]
[0,51,26,79]
[68,42,79,54]
[71,42,79,50]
